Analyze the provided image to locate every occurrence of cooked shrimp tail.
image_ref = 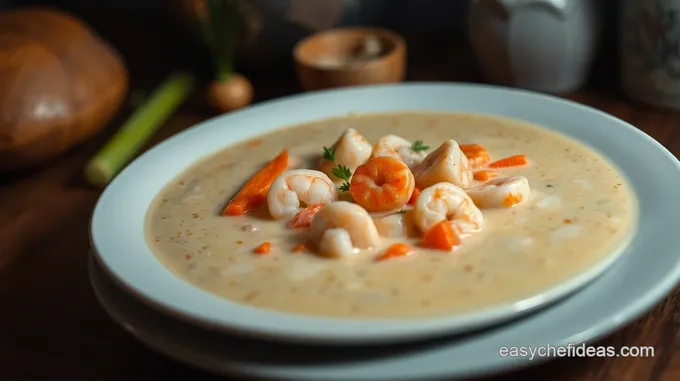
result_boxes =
[413,182,484,235]
[310,201,381,258]
[349,156,415,212]
[267,169,338,220]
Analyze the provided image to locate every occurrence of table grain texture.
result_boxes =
[1,9,680,381]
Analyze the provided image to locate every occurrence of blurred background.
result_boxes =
[3,2,679,380]
[0,0,621,96]
[0,0,625,176]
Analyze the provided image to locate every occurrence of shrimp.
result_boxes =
[371,134,428,168]
[373,210,418,238]
[267,169,338,220]
[466,176,531,209]
[349,156,415,212]
[413,182,484,235]
[310,201,381,258]
[319,128,372,183]
[411,139,473,189]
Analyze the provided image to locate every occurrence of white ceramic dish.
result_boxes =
[90,83,680,344]
[89,247,666,381]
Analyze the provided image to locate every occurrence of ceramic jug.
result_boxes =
[468,0,601,94]
[620,0,680,110]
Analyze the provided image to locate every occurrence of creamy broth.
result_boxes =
[145,113,637,318]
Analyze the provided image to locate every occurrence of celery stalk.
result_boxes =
[85,72,195,188]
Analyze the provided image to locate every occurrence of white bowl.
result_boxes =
[90,83,680,344]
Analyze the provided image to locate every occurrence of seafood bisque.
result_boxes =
[145,112,637,318]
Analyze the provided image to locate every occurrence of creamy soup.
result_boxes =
[145,113,637,318]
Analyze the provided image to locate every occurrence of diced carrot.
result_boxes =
[488,154,527,168]
[408,186,421,205]
[254,242,271,255]
[222,149,288,216]
[473,170,497,181]
[503,193,524,208]
[459,144,491,168]
[292,242,309,252]
[287,203,324,228]
[377,243,414,261]
[421,221,461,251]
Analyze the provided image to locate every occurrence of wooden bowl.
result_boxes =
[293,27,406,91]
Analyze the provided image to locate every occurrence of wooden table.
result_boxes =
[2,10,680,380]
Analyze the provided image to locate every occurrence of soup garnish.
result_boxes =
[146,112,635,318]
[221,129,529,261]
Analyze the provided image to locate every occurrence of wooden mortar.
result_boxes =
[293,27,406,91]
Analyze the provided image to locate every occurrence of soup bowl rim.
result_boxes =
[90,82,680,344]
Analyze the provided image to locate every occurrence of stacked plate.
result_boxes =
[89,84,680,380]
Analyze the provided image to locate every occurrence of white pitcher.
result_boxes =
[468,0,602,94]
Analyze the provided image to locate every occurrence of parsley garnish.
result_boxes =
[332,165,352,191]
[323,146,352,191]
[323,146,336,162]
[411,140,429,152]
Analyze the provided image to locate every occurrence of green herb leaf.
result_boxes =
[323,146,336,163]
[323,146,352,192]
[331,165,352,181]
[411,140,429,152]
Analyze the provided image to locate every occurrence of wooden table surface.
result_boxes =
[2,10,680,381]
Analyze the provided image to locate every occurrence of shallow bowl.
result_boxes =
[90,83,680,345]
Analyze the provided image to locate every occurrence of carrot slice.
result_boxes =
[488,154,527,168]
[292,242,309,252]
[222,149,289,216]
[254,242,271,255]
[288,203,324,228]
[421,221,461,251]
[408,186,421,205]
[377,243,414,261]
[459,144,491,168]
[473,170,497,181]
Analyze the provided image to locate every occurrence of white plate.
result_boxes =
[90,83,680,344]
[89,249,663,381]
